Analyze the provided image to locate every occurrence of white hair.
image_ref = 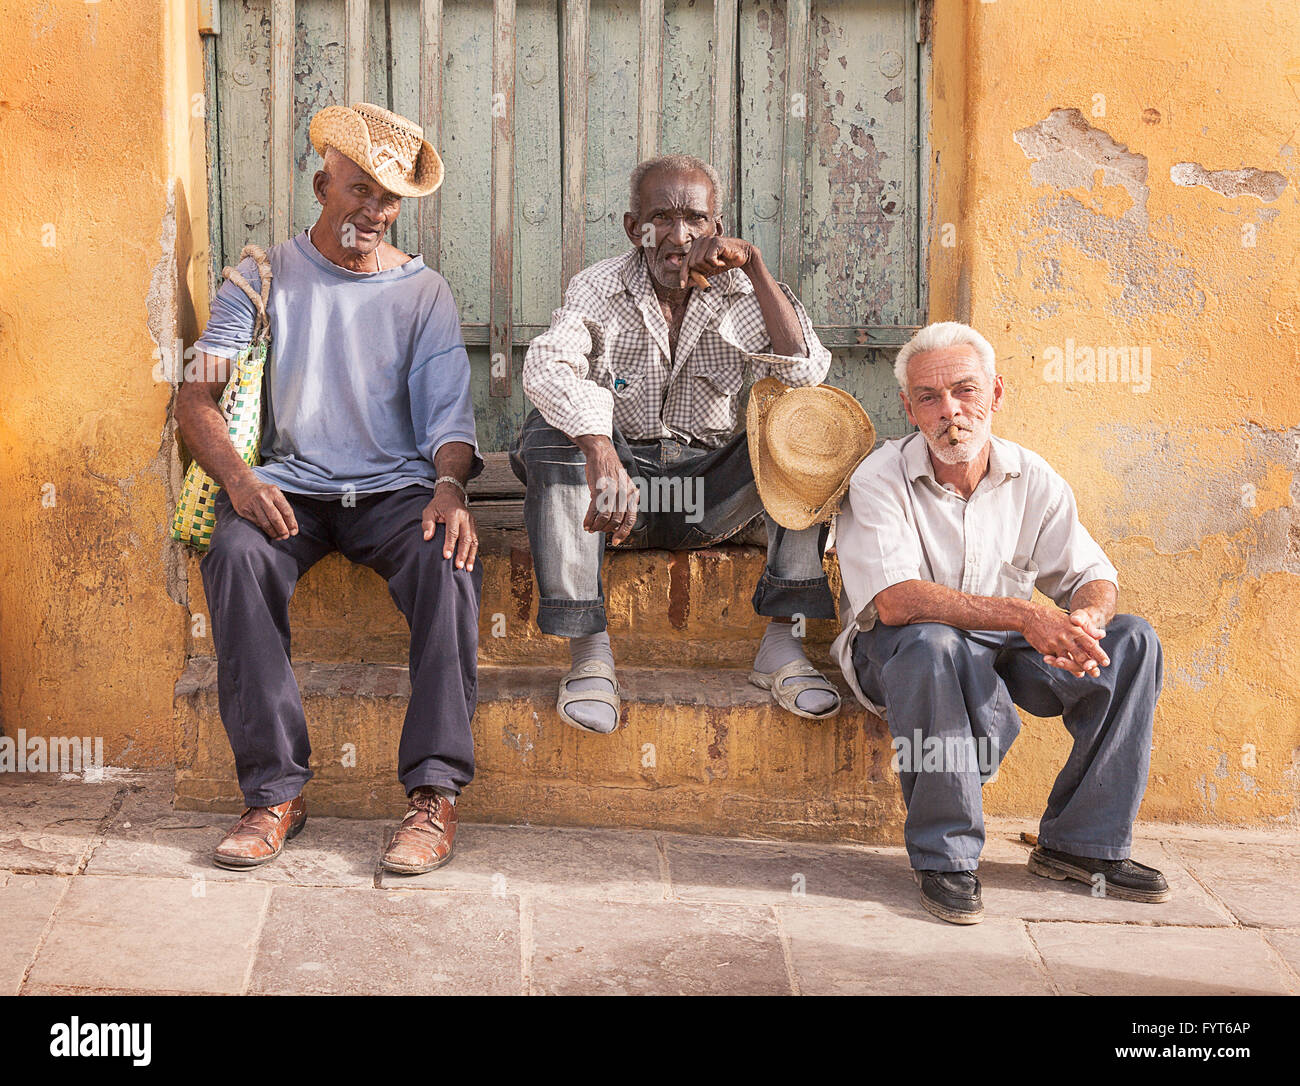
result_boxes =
[894,321,997,390]
[629,154,725,219]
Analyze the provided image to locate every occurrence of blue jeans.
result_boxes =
[508,409,835,637]
[851,616,1162,872]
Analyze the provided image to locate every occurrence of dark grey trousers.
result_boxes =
[199,484,481,806]
[851,615,1162,872]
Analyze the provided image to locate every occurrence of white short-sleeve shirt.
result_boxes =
[829,431,1120,716]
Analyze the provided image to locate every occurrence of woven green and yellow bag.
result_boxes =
[170,244,273,550]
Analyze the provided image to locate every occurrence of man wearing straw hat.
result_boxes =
[830,321,1169,925]
[177,103,482,875]
[513,154,873,733]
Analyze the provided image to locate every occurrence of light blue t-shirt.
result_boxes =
[194,229,482,498]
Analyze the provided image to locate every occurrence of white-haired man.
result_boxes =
[830,321,1168,924]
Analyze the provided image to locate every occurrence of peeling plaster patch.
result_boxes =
[1013,107,1150,228]
[1214,753,1230,779]
[1014,109,1205,319]
[1032,257,1062,293]
[1170,162,1287,201]
[1035,197,1201,320]
[1096,422,1300,574]
[1174,637,1232,692]
[501,723,535,763]
[1196,774,1218,811]
[144,178,188,608]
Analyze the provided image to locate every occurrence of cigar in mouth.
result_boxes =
[688,270,710,290]
[947,424,961,446]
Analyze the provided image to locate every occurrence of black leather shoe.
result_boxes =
[1027,845,1171,902]
[914,869,984,924]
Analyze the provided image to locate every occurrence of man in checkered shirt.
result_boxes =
[510,154,844,734]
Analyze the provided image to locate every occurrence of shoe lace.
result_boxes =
[230,805,282,842]
[405,790,445,833]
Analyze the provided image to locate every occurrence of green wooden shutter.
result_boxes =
[204,0,927,467]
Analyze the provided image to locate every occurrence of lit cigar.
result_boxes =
[948,424,960,446]
[688,270,710,290]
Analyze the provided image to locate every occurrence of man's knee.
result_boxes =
[1105,613,1160,655]
[201,518,276,579]
[894,622,971,663]
[516,414,583,466]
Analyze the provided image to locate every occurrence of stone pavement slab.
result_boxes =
[975,832,1234,926]
[779,906,1053,995]
[1,873,66,995]
[25,875,270,994]
[1261,930,1300,980]
[0,775,122,874]
[377,823,666,900]
[1164,839,1300,928]
[528,898,790,995]
[4,772,1300,996]
[248,885,521,995]
[1027,924,1294,996]
[89,777,384,887]
[663,833,919,911]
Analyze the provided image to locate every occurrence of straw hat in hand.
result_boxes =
[746,378,876,530]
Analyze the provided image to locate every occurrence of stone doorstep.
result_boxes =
[174,656,906,841]
[182,537,845,669]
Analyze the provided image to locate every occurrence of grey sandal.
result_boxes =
[557,660,622,734]
[749,659,842,720]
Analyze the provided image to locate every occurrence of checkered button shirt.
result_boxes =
[522,247,832,448]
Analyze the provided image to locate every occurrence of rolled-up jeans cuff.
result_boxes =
[751,573,836,619]
[536,597,608,637]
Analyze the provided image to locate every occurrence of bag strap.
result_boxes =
[221,243,273,347]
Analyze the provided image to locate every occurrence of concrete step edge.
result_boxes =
[175,656,862,711]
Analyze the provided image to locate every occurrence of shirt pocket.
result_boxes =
[609,370,647,433]
[685,356,744,437]
[996,558,1039,599]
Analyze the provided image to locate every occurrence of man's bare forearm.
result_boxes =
[874,580,1037,632]
[743,249,807,357]
[1068,579,1117,626]
[175,390,258,493]
[433,441,476,488]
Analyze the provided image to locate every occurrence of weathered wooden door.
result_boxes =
[203,0,927,459]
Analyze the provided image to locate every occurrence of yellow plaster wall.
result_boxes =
[928,0,1300,825]
[0,0,208,766]
[0,0,1294,829]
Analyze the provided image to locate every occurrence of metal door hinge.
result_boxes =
[199,0,220,36]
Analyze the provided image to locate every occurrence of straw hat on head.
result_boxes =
[747,378,876,530]
[309,102,444,198]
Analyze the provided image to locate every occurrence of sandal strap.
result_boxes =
[755,659,842,718]
[560,660,620,693]
[557,661,623,722]
[768,658,833,687]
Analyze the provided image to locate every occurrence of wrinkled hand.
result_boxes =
[423,483,478,571]
[228,476,299,541]
[1022,604,1110,678]
[581,440,640,546]
[680,236,755,290]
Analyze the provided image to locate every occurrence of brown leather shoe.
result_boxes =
[212,796,306,869]
[381,787,457,874]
